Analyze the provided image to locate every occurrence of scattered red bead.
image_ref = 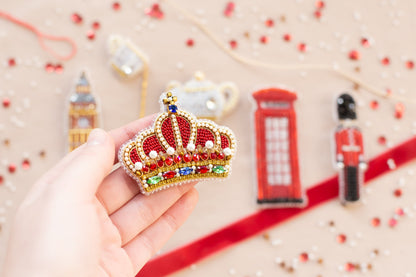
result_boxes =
[71,13,83,24]
[92,21,101,30]
[378,136,386,146]
[260,35,269,44]
[45,63,54,73]
[388,218,397,228]
[314,10,322,19]
[87,30,95,40]
[371,217,381,227]
[265,18,274,27]
[406,60,414,69]
[112,2,121,11]
[283,33,292,42]
[394,188,402,197]
[8,58,16,67]
[336,234,347,244]
[345,262,355,272]
[145,3,164,19]
[22,159,31,170]
[297,42,307,52]
[0,175,3,185]
[349,50,361,60]
[395,207,404,216]
[395,102,404,119]
[361,37,370,48]
[370,100,379,110]
[224,2,235,17]
[229,40,238,49]
[45,63,64,73]
[299,252,309,263]
[8,163,17,173]
[386,88,392,96]
[186,39,194,47]
[55,64,63,74]
[2,97,11,108]
[381,57,390,66]
[315,0,325,9]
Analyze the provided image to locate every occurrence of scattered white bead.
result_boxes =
[255,270,263,277]
[387,159,396,170]
[271,239,283,246]
[275,256,282,264]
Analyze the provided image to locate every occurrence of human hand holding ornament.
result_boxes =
[3,117,199,277]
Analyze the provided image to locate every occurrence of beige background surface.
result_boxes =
[1,0,416,276]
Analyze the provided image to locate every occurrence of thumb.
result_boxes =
[54,128,115,201]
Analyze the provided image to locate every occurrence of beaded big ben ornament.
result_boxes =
[119,92,237,195]
[68,72,99,151]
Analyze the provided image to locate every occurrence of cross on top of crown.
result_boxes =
[163,92,178,113]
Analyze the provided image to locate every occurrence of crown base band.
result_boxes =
[141,171,229,195]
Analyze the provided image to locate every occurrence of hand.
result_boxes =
[2,116,199,277]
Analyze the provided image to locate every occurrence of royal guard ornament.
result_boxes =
[252,88,305,206]
[333,93,367,203]
[166,71,239,120]
[119,92,237,195]
[68,72,99,152]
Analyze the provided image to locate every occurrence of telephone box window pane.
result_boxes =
[265,116,292,186]
[260,101,290,109]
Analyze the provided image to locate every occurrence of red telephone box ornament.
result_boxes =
[253,88,305,206]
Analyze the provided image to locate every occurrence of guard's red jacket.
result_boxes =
[335,126,364,166]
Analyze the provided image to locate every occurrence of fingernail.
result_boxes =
[87,129,107,146]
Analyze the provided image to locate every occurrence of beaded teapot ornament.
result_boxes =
[119,92,237,195]
[166,71,239,120]
[107,35,148,79]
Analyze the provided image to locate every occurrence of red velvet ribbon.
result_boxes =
[138,136,416,277]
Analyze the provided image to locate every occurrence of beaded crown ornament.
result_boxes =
[119,92,237,195]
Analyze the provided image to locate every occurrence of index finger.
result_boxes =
[109,114,156,163]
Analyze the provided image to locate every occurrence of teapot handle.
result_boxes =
[219,82,239,116]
